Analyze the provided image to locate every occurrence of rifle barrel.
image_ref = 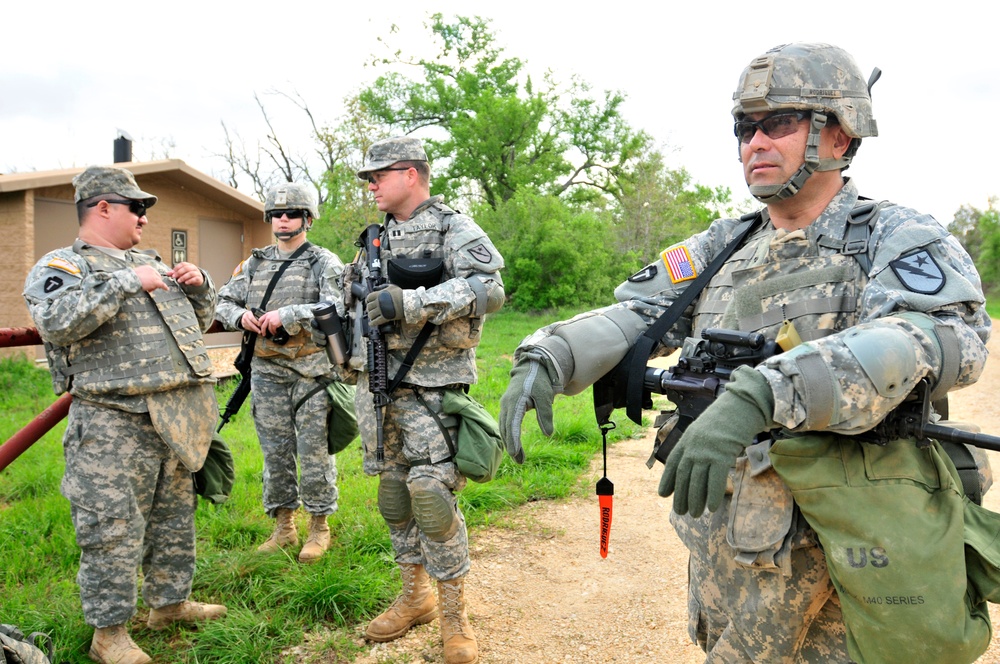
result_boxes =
[923,422,1000,453]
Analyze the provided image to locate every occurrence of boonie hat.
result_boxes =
[356,137,427,179]
[72,165,158,206]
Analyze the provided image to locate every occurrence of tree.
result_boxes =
[359,14,649,210]
[614,149,733,265]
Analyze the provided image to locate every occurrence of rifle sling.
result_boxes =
[387,322,436,394]
[623,213,764,424]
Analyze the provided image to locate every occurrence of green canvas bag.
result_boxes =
[194,433,235,505]
[769,434,992,664]
[441,389,504,483]
[294,379,359,455]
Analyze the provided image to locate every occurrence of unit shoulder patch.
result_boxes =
[889,249,945,295]
[628,265,658,283]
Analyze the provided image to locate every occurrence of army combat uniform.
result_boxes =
[216,243,347,520]
[23,240,219,628]
[346,195,505,580]
[512,177,990,661]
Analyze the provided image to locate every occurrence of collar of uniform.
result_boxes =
[804,178,861,243]
[72,237,130,261]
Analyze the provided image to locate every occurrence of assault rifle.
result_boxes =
[218,329,255,432]
[642,328,1000,467]
[350,223,391,461]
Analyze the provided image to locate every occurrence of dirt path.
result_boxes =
[349,326,1000,664]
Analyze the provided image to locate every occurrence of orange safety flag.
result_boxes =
[597,476,614,558]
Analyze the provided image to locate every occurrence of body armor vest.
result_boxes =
[246,246,324,359]
[55,249,212,397]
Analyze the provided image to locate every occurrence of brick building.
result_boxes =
[0,159,271,358]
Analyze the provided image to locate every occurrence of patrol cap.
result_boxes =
[72,165,158,206]
[356,136,428,179]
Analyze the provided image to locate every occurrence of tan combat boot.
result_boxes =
[364,563,438,642]
[147,600,228,630]
[438,576,478,664]
[257,507,298,553]
[88,624,151,664]
[298,514,331,564]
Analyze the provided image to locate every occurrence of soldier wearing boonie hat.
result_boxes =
[23,165,226,663]
[348,136,505,664]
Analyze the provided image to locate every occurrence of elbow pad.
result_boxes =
[466,274,505,315]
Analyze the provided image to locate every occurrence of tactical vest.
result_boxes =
[244,245,324,359]
[52,249,213,397]
[380,202,482,350]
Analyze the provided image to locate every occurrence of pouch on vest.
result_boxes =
[294,379,359,455]
[727,440,795,573]
[0,624,53,664]
[441,389,504,483]
[194,433,235,505]
[387,257,444,290]
[769,434,991,664]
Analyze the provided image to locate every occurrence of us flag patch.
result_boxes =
[661,246,696,284]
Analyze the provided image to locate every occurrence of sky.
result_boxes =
[3,1,998,225]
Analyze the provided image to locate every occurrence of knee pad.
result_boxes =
[377,478,412,527]
[411,486,457,542]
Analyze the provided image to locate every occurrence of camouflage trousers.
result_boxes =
[672,496,851,663]
[251,371,338,517]
[357,381,470,581]
[61,399,197,628]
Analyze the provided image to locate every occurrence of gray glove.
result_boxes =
[366,284,405,327]
[499,356,555,464]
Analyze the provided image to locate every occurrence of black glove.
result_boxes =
[498,356,555,464]
[658,366,775,516]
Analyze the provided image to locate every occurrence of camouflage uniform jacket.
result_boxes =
[216,242,346,380]
[23,240,217,412]
[345,196,504,387]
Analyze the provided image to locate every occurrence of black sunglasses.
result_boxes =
[87,198,147,217]
[266,209,308,222]
[734,111,811,144]
[363,167,411,184]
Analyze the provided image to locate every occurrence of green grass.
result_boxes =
[0,309,640,663]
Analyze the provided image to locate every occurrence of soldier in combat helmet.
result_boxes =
[23,165,227,664]
[216,182,348,564]
[348,136,505,664]
[499,43,991,661]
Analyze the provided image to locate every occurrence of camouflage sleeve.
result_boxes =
[22,250,142,346]
[279,248,347,334]
[513,216,745,395]
[215,258,252,331]
[401,215,505,326]
[760,205,990,435]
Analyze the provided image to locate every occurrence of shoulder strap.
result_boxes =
[621,212,765,425]
[840,199,886,274]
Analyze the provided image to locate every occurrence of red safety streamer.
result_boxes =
[597,422,615,558]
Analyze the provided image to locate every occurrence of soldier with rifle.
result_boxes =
[499,43,995,662]
[346,136,504,664]
[216,182,349,564]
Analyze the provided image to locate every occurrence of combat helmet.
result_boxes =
[264,182,318,239]
[732,42,880,202]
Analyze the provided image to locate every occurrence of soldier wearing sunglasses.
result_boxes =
[500,43,991,661]
[216,182,349,564]
[23,165,227,663]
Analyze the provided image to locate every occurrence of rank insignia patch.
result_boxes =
[890,249,945,295]
[661,246,696,284]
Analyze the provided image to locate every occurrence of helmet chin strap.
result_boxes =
[272,218,310,240]
[749,111,849,203]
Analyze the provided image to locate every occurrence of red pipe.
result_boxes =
[0,392,72,472]
[0,326,42,348]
